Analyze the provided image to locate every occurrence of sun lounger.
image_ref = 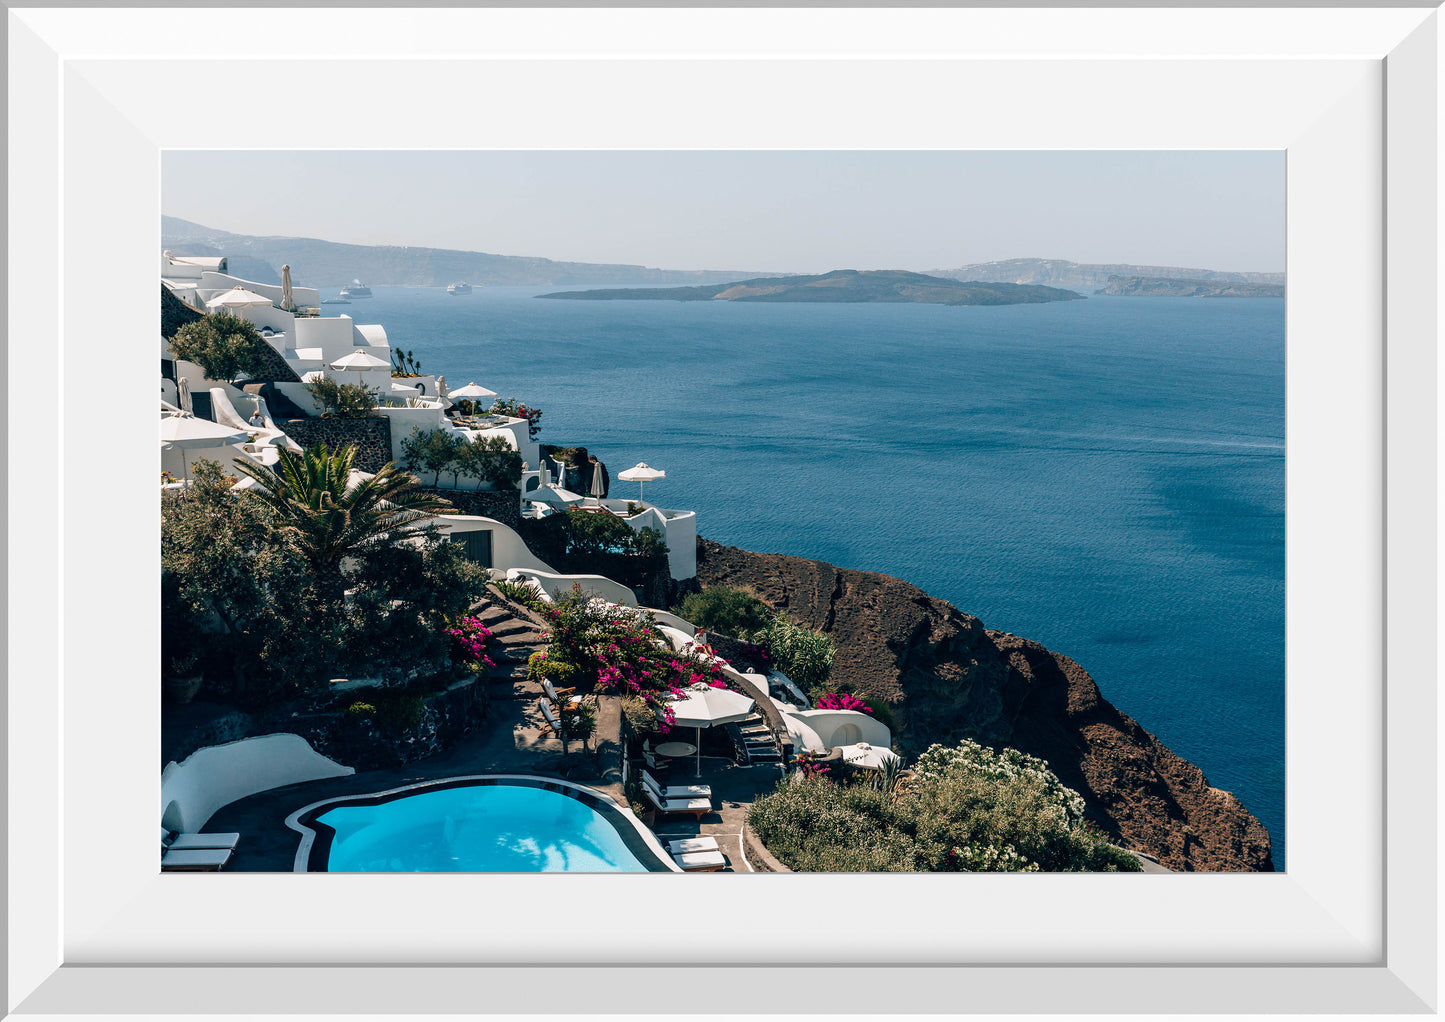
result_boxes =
[642,770,711,800]
[539,698,563,734]
[673,849,727,872]
[166,831,241,852]
[161,847,233,872]
[642,785,710,820]
[542,677,581,711]
[666,836,720,855]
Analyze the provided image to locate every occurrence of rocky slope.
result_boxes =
[695,539,1274,872]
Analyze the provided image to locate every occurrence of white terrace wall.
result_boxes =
[433,515,554,573]
[160,734,354,833]
[782,709,891,753]
[505,567,637,607]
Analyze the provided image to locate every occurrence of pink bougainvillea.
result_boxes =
[813,692,873,714]
[444,615,495,667]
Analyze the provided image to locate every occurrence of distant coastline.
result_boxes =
[1096,275,1285,298]
[537,269,1084,307]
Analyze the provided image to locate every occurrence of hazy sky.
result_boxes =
[164,150,1284,274]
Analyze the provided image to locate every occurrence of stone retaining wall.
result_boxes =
[414,486,522,531]
[280,417,393,471]
[279,675,489,771]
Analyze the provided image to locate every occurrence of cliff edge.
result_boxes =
[695,538,1274,872]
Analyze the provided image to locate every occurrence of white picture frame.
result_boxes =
[6,6,1437,1016]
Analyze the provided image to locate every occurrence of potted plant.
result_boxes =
[164,648,204,703]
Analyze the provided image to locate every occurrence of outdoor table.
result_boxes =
[654,742,697,759]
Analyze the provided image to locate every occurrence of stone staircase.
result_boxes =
[472,588,548,700]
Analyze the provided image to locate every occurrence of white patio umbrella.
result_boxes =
[528,484,585,508]
[160,412,248,481]
[617,462,665,504]
[329,350,392,371]
[449,382,497,408]
[206,287,274,315]
[838,742,901,771]
[176,376,192,415]
[280,264,293,311]
[667,682,755,776]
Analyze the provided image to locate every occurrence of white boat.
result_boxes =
[339,279,372,298]
[447,281,472,295]
[321,298,350,305]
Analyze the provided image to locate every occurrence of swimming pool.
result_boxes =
[286,775,679,872]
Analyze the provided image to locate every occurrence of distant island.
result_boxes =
[932,257,1284,291]
[161,215,764,289]
[1097,275,1285,298]
[537,269,1085,306]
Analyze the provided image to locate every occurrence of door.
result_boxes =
[458,529,493,568]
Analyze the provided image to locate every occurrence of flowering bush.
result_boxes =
[813,691,873,714]
[488,397,544,440]
[443,615,495,668]
[538,584,728,733]
[748,740,1142,873]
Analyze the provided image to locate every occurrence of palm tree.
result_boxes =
[234,442,455,601]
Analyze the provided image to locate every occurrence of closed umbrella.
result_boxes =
[176,376,192,415]
[206,287,274,315]
[666,683,755,776]
[160,412,248,481]
[617,462,665,504]
[280,264,294,311]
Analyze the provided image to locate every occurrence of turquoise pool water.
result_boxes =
[312,781,661,872]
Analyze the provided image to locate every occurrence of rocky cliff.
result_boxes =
[695,539,1274,872]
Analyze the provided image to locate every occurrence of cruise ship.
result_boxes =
[447,281,473,296]
[339,279,372,298]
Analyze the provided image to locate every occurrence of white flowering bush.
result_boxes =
[912,740,1088,826]
[748,740,1141,873]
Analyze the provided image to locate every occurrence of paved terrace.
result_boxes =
[205,677,785,874]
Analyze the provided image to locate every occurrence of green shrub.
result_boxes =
[371,692,426,733]
[346,701,378,718]
[494,577,545,611]
[170,312,270,384]
[676,586,773,638]
[517,510,668,590]
[748,740,1141,873]
[756,614,835,689]
[528,651,580,689]
[305,376,379,418]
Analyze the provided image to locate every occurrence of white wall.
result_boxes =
[581,500,698,581]
[160,733,354,833]
[506,567,637,607]
[195,270,320,310]
[781,709,891,752]
[432,515,555,574]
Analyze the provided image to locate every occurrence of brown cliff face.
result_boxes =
[695,538,1274,872]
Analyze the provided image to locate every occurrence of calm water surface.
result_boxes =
[334,285,1286,868]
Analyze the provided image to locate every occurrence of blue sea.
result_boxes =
[334,285,1286,868]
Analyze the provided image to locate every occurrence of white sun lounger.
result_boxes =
[642,770,711,800]
[642,785,710,820]
[161,847,233,872]
[673,849,727,872]
[166,832,241,851]
[666,836,720,855]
